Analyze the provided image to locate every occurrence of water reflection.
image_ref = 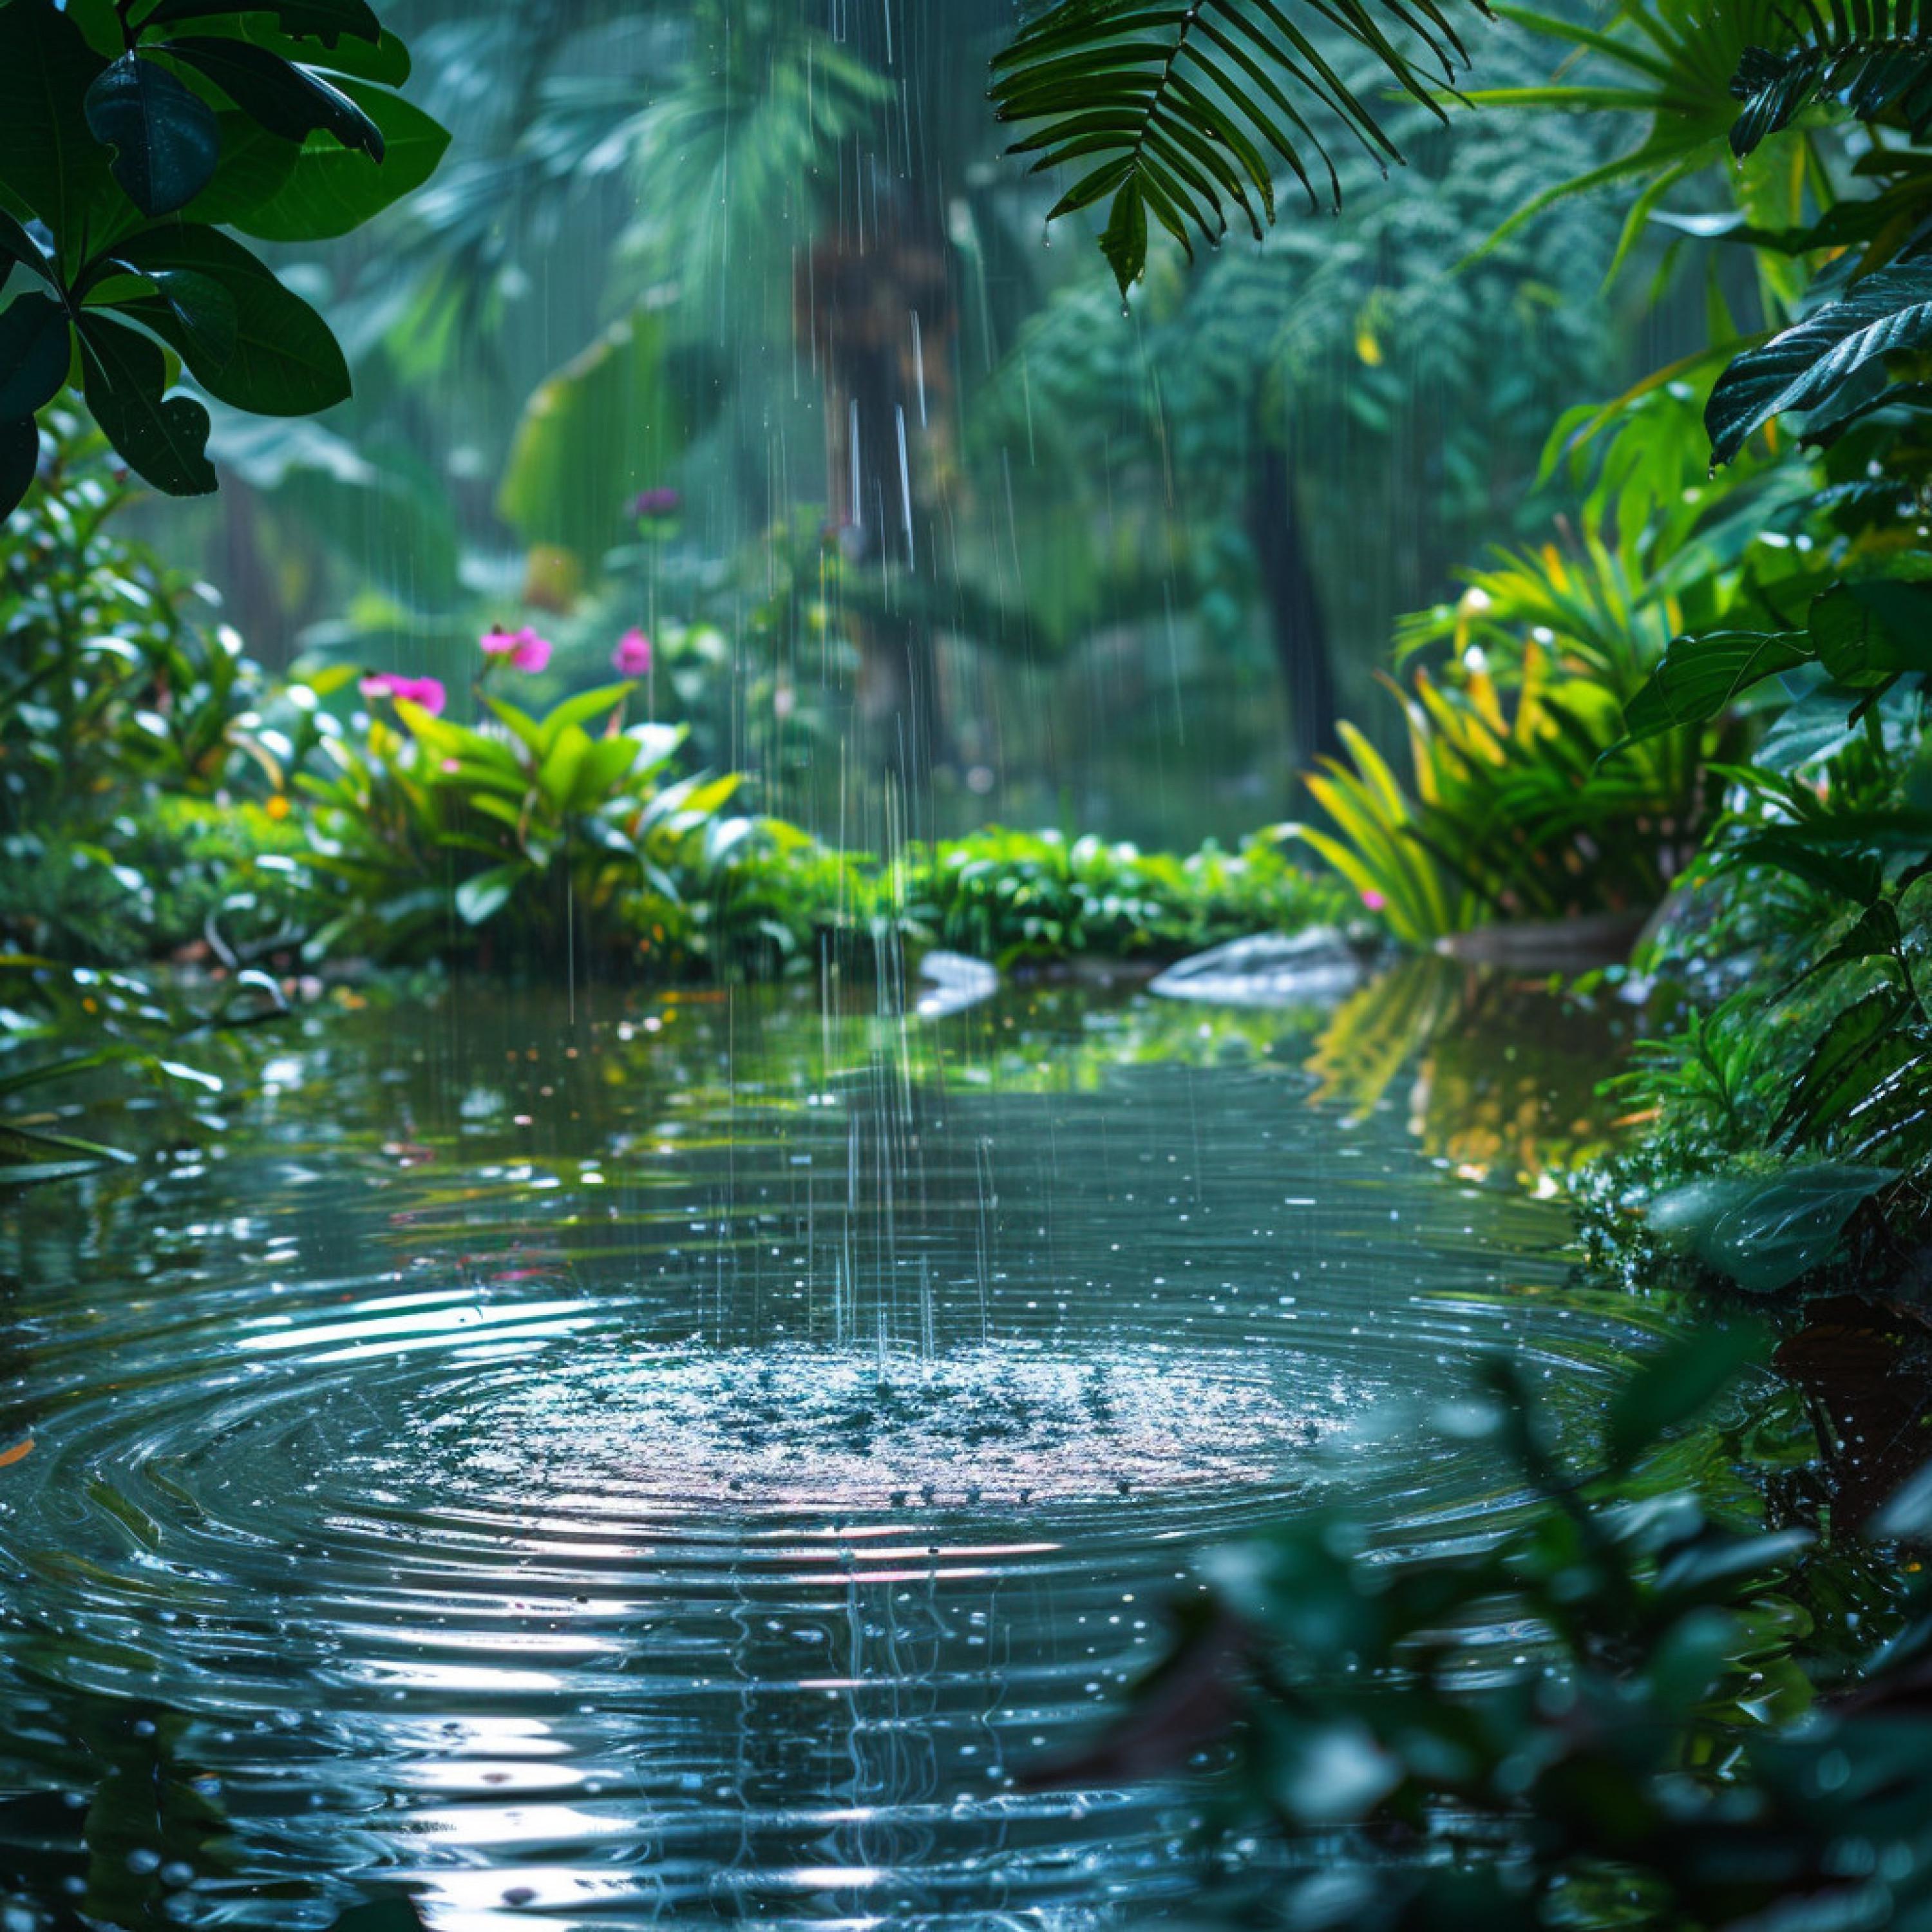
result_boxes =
[0,973,1659,1927]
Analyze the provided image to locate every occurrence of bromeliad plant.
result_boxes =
[1286,641,1701,945]
[295,639,762,967]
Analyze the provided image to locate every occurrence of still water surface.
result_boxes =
[0,971,1661,1927]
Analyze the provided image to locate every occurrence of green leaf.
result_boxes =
[139,0,383,45]
[108,266,240,372]
[75,312,217,496]
[1709,260,1932,465]
[537,683,635,753]
[990,0,1477,292]
[163,37,384,158]
[1607,1323,1769,1469]
[1099,176,1149,298]
[0,293,74,419]
[453,864,524,928]
[498,307,689,560]
[111,225,349,413]
[0,1,133,271]
[1648,1163,1898,1294]
[1755,683,1867,772]
[0,414,39,515]
[0,207,50,282]
[537,724,594,815]
[175,110,299,223]
[83,52,222,216]
[1777,986,1920,1147]
[1618,630,1814,746]
[224,80,447,242]
[1728,43,1823,158]
[1809,580,1932,681]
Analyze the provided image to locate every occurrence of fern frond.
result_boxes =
[989,0,1490,296]
[1729,0,1932,155]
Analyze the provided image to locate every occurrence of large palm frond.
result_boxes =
[988,0,1491,297]
[1468,0,1791,281]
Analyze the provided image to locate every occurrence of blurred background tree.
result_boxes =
[137,0,1669,850]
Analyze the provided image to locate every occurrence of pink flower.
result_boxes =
[613,627,652,676]
[360,672,446,715]
[480,625,553,674]
[630,488,681,520]
[1361,889,1387,913]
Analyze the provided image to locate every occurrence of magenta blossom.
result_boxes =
[481,625,553,674]
[613,627,652,676]
[1360,889,1388,913]
[630,488,681,520]
[360,672,447,715]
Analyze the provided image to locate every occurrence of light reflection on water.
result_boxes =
[0,974,1658,1927]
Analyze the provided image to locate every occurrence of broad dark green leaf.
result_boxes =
[0,413,40,516]
[1709,259,1932,464]
[0,207,50,281]
[1606,1323,1768,1469]
[110,266,240,372]
[1648,1162,1897,1294]
[112,225,348,413]
[1618,630,1814,746]
[83,52,222,216]
[225,81,446,241]
[1755,683,1867,772]
[139,0,383,44]
[1809,580,1932,681]
[1808,899,1904,980]
[164,37,384,159]
[175,111,300,223]
[0,1,134,271]
[75,312,218,495]
[1777,986,1920,1147]
[0,292,74,419]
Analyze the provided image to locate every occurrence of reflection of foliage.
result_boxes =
[1307,956,1627,1183]
[0,1697,231,1929]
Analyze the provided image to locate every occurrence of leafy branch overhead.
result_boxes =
[0,0,449,513]
[989,0,1490,298]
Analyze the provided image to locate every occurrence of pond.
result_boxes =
[0,966,1666,1929]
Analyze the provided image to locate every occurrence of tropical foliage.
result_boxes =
[0,0,448,511]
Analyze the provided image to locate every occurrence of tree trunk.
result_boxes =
[797,193,955,782]
[1249,441,1340,770]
